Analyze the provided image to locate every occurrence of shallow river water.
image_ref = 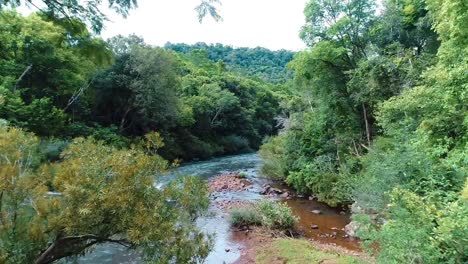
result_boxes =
[70,153,359,263]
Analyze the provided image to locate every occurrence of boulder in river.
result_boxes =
[311,209,322,215]
[310,224,319,229]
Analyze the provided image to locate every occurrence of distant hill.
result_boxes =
[165,42,295,83]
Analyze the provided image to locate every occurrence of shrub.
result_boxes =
[259,135,288,180]
[257,200,297,229]
[286,156,353,207]
[39,138,69,161]
[229,200,297,230]
[90,125,130,148]
[230,206,261,226]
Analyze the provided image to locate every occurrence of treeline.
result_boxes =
[0,12,282,161]
[260,0,467,262]
[165,42,295,83]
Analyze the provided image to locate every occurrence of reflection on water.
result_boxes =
[68,153,359,264]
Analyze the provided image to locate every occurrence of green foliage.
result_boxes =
[0,126,212,263]
[39,138,69,162]
[0,87,67,136]
[229,201,297,230]
[92,36,281,161]
[434,195,468,263]
[165,42,295,83]
[0,11,111,136]
[356,188,467,264]
[260,0,466,262]
[259,135,288,180]
[237,172,247,178]
[229,206,262,226]
[356,189,441,263]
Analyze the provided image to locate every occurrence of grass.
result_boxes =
[230,206,261,226]
[256,239,367,264]
[229,200,297,229]
[237,172,247,178]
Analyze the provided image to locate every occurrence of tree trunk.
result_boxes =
[119,107,131,132]
[362,103,371,147]
[35,235,131,264]
[14,64,33,91]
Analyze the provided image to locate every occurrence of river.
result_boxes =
[69,153,359,263]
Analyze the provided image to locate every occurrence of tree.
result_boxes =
[0,11,111,136]
[0,125,211,263]
[92,41,182,135]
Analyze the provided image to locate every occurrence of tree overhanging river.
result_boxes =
[68,153,359,264]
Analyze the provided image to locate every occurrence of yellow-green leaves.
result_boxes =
[0,127,211,263]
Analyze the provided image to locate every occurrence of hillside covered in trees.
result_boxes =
[0,0,467,263]
[0,13,283,161]
[165,42,295,83]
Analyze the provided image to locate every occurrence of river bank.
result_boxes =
[205,155,370,263]
[71,153,367,263]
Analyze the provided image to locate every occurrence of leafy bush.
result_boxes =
[230,206,261,226]
[257,200,298,229]
[259,135,288,180]
[356,187,468,264]
[90,125,130,148]
[286,155,354,207]
[229,201,297,229]
[39,138,69,161]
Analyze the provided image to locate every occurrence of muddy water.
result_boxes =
[69,153,359,263]
[285,199,360,251]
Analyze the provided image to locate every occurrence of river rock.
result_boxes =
[269,188,283,194]
[311,209,322,215]
[260,185,271,195]
[344,221,360,238]
[280,192,290,198]
[310,224,319,229]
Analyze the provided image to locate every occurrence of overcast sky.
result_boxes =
[100,0,309,51]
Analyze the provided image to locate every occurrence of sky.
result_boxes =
[100,0,309,51]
